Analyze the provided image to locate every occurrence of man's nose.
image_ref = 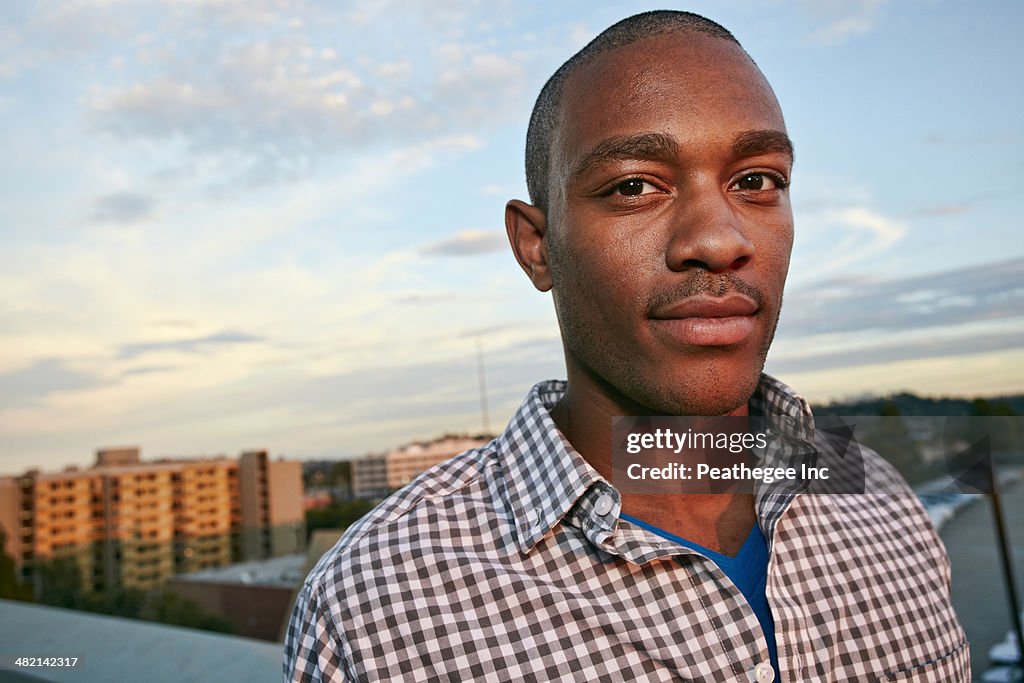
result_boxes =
[665,186,754,274]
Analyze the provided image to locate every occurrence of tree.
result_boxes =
[879,400,902,417]
[0,528,33,601]
[35,555,85,609]
[970,398,1019,417]
[142,590,234,634]
[305,499,374,541]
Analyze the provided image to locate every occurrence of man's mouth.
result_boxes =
[648,294,759,346]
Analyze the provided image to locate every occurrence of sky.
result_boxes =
[1,0,1022,473]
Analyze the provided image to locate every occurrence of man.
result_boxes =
[285,11,968,682]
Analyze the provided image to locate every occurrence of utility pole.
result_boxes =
[475,336,490,434]
[990,462,1024,677]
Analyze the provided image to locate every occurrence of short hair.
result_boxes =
[524,11,743,211]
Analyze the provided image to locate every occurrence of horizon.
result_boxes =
[5,387,1020,477]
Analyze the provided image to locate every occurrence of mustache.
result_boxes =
[646,272,768,312]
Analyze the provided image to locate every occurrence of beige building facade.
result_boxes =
[0,447,304,594]
[351,435,491,500]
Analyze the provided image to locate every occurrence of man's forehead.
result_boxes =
[562,30,766,109]
[552,31,783,170]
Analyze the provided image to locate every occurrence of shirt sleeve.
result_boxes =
[283,580,356,683]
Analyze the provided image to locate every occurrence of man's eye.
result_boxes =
[613,178,657,196]
[731,173,787,192]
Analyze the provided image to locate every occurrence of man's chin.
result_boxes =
[632,365,764,417]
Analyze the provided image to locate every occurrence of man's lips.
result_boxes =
[649,294,759,346]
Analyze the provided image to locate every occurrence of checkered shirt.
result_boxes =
[284,376,968,682]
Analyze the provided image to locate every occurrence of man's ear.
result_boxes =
[505,199,553,292]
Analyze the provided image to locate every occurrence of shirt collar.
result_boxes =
[495,380,601,554]
[496,375,814,555]
[749,373,815,441]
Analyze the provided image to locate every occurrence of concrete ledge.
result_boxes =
[0,599,282,683]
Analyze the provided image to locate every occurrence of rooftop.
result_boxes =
[0,599,282,682]
[172,553,305,587]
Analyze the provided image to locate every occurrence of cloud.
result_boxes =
[154,319,198,330]
[419,229,507,256]
[0,358,106,410]
[3,1,546,191]
[395,292,456,305]
[768,257,1024,382]
[458,323,521,339]
[0,333,563,470]
[373,60,411,79]
[910,203,970,218]
[806,0,887,45]
[86,18,535,186]
[176,0,307,26]
[156,334,565,432]
[566,22,593,50]
[795,203,908,278]
[781,256,1024,337]
[770,329,1024,375]
[121,365,177,377]
[905,187,1020,218]
[118,329,264,359]
[0,21,29,79]
[89,51,359,184]
[829,206,905,246]
[27,0,140,57]
[91,191,158,224]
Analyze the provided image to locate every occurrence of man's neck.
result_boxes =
[549,370,756,556]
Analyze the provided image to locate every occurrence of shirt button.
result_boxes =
[753,662,775,683]
[593,493,614,516]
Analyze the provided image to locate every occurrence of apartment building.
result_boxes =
[238,450,304,562]
[351,434,492,499]
[0,447,304,593]
[350,453,388,500]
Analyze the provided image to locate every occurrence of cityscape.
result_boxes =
[0,434,491,643]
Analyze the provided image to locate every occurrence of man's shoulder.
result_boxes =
[853,440,916,493]
[803,432,948,559]
[303,441,507,593]
[808,422,916,494]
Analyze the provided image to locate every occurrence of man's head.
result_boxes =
[524,11,742,213]
[506,10,794,417]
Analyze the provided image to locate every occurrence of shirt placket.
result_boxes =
[572,483,779,682]
[752,420,818,681]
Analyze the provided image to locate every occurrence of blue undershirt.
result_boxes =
[619,513,779,673]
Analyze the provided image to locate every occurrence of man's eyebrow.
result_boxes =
[569,133,681,184]
[733,129,795,163]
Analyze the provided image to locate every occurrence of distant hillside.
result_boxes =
[811,393,1024,417]
[809,392,1023,485]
